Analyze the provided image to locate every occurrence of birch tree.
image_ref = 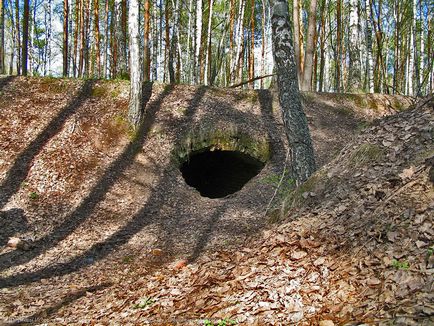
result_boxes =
[128,0,143,127]
[0,0,4,74]
[270,0,316,185]
[347,0,362,92]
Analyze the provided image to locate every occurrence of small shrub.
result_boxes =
[29,191,39,200]
[391,259,409,270]
[133,297,155,309]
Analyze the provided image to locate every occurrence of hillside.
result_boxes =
[0,76,431,324]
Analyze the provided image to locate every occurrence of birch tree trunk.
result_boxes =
[248,0,255,88]
[365,0,374,92]
[194,0,202,84]
[93,0,100,77]
[0,0,5,74]
[270,0,316,185]
[301,0,317,91]
[128,0,143,127]
[347,0,362,92]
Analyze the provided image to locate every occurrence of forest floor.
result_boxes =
[0,76,432,325]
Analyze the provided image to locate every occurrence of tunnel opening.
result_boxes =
[180,149,265,199]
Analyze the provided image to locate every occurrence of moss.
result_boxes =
[174,127,270,165]
[91,85,108,97]
[349,143,384,167]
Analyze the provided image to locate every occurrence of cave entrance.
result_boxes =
[180,149,265,199]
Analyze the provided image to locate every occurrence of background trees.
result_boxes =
[0,0,432,96]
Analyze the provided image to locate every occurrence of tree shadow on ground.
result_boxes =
[0,208,27,246]
[0,80,93,210]
[9,282,111,325]
[0,82,161,272]
[0,76,15,93]
[0,85,208,288]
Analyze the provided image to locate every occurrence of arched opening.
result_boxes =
[180,149,265,198]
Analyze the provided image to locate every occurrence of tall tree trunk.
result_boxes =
[73,0,80,77]
[0,0,4,74]
[393,0,400,94]
[128,0,143,127]
[248,0,255,88]
[143,0,151,82]
[22,0,29,76]
[63,0,69,77]
[93,0,100,77]
[204,0,214,85]
[301,0,317,91]
[114,0,127,78]
[185,0,193,83]
[261,0,267,88]
[228,0,234,86]
[335,0,342,92]
[9,0,16,74]
[270,0,316,185]
[318,0,327,92]
[194,0,202,84]
[365,0,374,92]
[293,0,302,84]
[15,0,21,74]
[347,0,361,92]
[103,0,109,78]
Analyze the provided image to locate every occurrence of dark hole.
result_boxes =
[180,149,265,199]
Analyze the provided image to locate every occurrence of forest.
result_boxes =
[0,0,432,95]
[0,0,433,325]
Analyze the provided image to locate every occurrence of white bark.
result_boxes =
[194,0,202,83]
[128,0,143,127]
[186,0,193,83]
[365,0,374,93]
[347,0,362,92]
[409,0,415,95]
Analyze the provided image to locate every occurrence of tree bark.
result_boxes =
[144,0,151,82]
[292,0,302,84]
[15,0,21,74]
[0,0,5,74]
[63,0,69,77]
[301,0,317,91]
[128,0,143,127]
[22,0,29,76]
[248,0,255,88]
[347,0,362,92]
[365,0,374,92]
[93,0,101,78]
[270,0,316,185]
[194,0,202,84]
[115,0,127,78]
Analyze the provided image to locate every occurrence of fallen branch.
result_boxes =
[230,74,275,88]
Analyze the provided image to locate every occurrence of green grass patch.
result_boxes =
[349,143,384,168]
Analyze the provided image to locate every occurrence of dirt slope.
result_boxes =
[0,76,425,325]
